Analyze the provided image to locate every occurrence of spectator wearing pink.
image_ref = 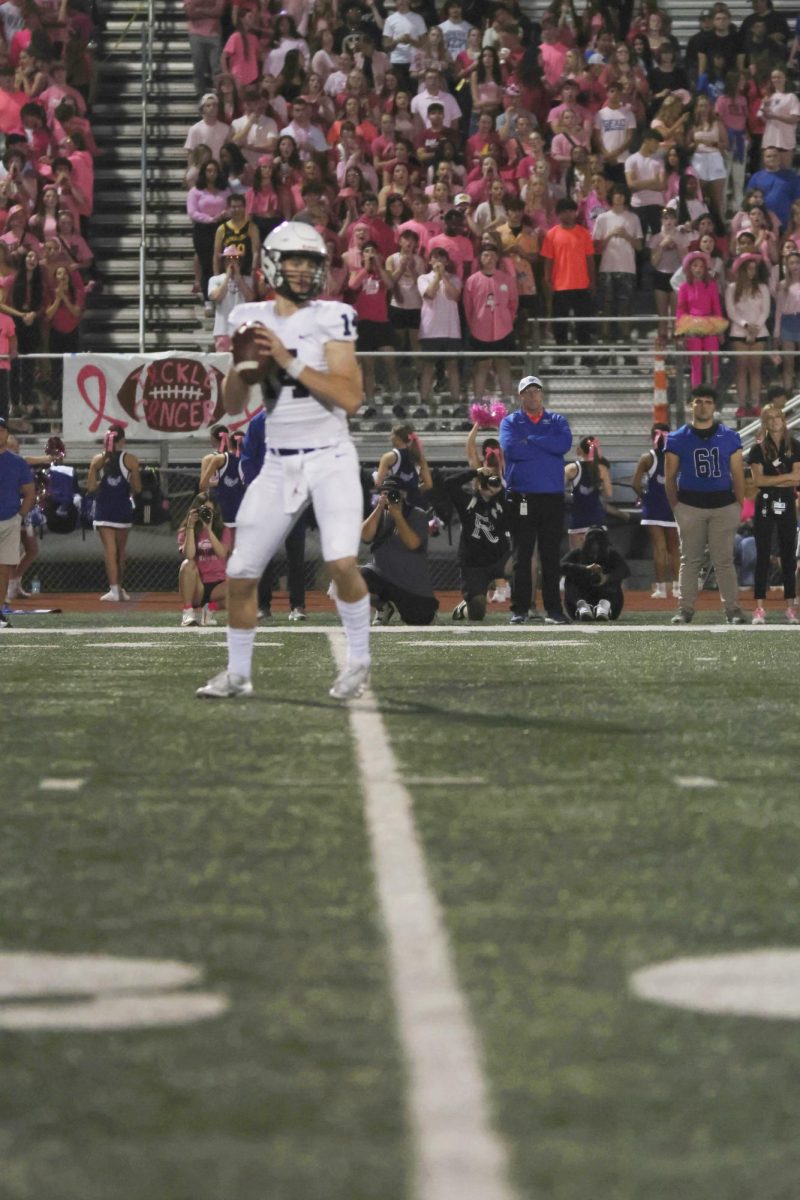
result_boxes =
[676,250,723,388]
[358,194,397,258]
[547,79,592,142]
[624,128,666,239]
[463,244,517,401]
[37,62,86,125]
[725,253,771,414]
[265,14,309,76]
[465,155,503,205]
[55,210,92,274]
[410,68,461,129]
[222,8,261,88]
[51,98,98,158]
[398,191,438,250]
[538,24,569,90]
[65,132,94,214]
[0,206,41,262]
[187,160,230,296]
[549,108,591,182]
[417,247,462,402]
[0,64,23,134]
[757,67,800,170]
[184,93,231,161]
[245,164,280,234]
[715,75,749,213]
[428,208,475,280]
[348,240,399,402]
[19,101,52,159]
[184,0,226,97]
[775,249,800,393]
[465,112,502,167]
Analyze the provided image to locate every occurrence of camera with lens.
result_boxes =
[480,474,502,489]
[381,486,402,505]
[197,504,214,524]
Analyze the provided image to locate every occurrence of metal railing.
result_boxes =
[140,0,155,353]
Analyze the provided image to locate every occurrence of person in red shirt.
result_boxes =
[0,306,16,420]
[540,196,597,359]
[463,242,518,402]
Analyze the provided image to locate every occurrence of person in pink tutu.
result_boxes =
[675,249,725,389]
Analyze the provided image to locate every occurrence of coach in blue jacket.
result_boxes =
[500,376,572,624]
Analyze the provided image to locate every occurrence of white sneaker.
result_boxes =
[372,600,397,625]
[120,588,131,601]
[752,605,766,625]
[288,607,307,622]
[451,600,468,621]
[100,589,120,601]
[576,600,594,621]
[196,670,253,699]
[201,604,218,626]
[181,608,199,627]
[329,660,370,700]
[671,583,681,598]
[594,599,612,621]
[650,585,667,599]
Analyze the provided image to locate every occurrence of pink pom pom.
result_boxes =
[469,402,496,428]
[489,401,508,425]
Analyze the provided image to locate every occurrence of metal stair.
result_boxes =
[85,0,202,352]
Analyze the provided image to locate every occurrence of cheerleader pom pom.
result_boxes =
[469,402,497,428]
[489,400,508,425]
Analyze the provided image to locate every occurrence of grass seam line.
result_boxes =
[327,630,517,1200]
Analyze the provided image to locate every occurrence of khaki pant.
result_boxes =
[674,501,741,614]
[0,514,21,566]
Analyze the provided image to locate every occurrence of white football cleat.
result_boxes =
[329,661,370,701]
[196,670,253,699]
[201,604,218,626]
[288,607,307,622]
[181,608,200,627]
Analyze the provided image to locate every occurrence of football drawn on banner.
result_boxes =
[62,353,263,441]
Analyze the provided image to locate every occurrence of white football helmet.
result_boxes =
[262,221,328,302]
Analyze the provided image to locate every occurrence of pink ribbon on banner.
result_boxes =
[228,401,262,434]
[76,365,129,434]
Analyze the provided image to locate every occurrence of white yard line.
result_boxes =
[2,623,796,637]
[327,631,516,1200]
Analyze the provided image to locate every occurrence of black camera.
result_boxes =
[480,474,502,489]
[381,487,402,505]
[197,504,214,524]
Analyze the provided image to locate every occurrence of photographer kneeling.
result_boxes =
[360,477,439,626]
[178,493,232,627]
[560,526,630,622]
[445,466,511,621]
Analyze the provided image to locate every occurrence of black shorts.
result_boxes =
[201,579,223,605]
[389,307,421,331]
[470,332,516,353]
[419,336,462,354]
[357,319,395,352]
[518,294,539,314]
[652,270,674,294]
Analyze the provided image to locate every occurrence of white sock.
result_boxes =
[109,585,120,599]
[652,583,666,597]
[335,594,371,665]
[227,627,256,680]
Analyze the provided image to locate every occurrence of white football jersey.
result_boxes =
[228,298,359,449]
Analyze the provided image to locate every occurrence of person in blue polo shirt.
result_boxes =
[664,383,748,625]
[0,416,35,629]
[499,375,572,624]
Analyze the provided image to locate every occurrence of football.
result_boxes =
[231,321,272,386]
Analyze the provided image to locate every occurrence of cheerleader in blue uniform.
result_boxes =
[199,426,246,537]
[631,422,679,600]
[564,436,612,549]
[87,426,141,601]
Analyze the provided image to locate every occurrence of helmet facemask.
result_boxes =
[263,249,327,303]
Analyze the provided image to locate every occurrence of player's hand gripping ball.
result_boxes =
[231,322,273,385]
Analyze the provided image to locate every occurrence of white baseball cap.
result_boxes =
[518,375,543,393]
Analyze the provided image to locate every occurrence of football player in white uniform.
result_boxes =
[197,222,372,701]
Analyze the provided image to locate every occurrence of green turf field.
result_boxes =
[2,616,800,1200]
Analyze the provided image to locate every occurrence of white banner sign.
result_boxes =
[62,352,262,441]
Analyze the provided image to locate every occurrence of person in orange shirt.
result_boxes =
[539,196,596,361]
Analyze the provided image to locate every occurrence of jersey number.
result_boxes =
[692,446,722,479]
[341,312,357,338]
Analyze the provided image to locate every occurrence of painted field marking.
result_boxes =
[327,632,516,1200]
[39,778,86,792]
[83,641,282,649]
[3,623,797,636]
[674,776,719,789]
[0,952,228,1031]
[405,776,488,786]
[631,949,800,1019]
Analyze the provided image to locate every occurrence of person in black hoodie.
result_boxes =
[445,466,512,621]
[560,525,630,621]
